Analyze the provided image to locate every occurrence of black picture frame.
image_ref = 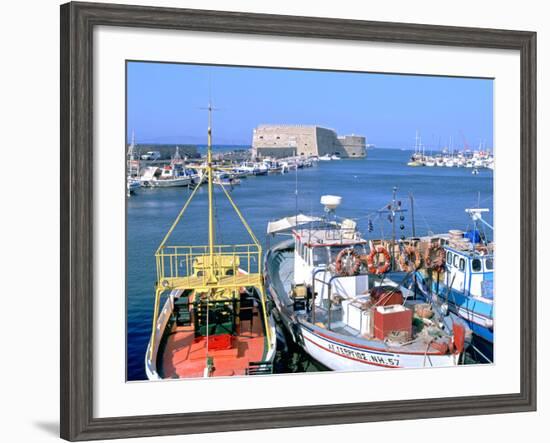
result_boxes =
[60,1,537,441]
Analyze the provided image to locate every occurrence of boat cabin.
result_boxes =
[443,245,494,301]
[292,222,366,285]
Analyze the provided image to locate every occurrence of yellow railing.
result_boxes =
[155,243,262,290]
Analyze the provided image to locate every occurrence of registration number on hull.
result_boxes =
[326,342,400,367]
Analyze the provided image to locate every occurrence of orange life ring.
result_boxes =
[366,246,391,275]
[335,248,362,276]
[399,245,422,272]
[424,244,446,273]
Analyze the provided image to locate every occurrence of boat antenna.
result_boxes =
[409,192,416,237]
[290,137,298,225]
[391,186,397,257]
[295,157,298,224]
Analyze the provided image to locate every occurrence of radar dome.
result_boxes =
[320,195,342,211]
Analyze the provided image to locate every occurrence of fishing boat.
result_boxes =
[127,177,141,196]
[140,165,192,187]
[265,195,466,372]
[406,131,425,166]
[213,171,241,186]
[262,159,283,174]
[145,104,276,379]
[238,161,268,176]
[411,208,494,346]
[318,154,332,161]
[330,153,342,160]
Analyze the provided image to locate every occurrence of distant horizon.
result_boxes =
[129,143,493,154]
[127,62,493,149]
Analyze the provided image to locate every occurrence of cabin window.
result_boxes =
[312,247,328,265]
[485,258,494,270]
[459,258,466,271]
[304,247,311,265]
[472,258,482,272]
[446,251,453,265]
[453,254,458,267]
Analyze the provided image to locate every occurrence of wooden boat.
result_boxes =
[410,209,494,346]
[265,194,466,371]
[145,104,276,379]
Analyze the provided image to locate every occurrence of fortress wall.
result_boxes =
[252,125,318,157]
[337,135,367,158]
[252,125,366,158]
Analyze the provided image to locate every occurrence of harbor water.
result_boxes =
[127,148,493,381]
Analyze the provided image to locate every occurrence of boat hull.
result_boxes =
[145,291,277,380]
[299,322,458,371]
[265,241,460,372]
[413,271,494,344]
[143,177,191,187]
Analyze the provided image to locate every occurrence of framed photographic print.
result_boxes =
[60,1,537,441]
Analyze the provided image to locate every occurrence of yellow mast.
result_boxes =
[206,102,217,284]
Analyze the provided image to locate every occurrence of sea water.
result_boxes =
[127,148,493,380]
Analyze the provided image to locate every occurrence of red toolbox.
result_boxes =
[373,305,412,340]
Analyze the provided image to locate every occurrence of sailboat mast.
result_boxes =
[206,103,216,278]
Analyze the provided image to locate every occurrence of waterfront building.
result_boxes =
[252,124,367,159]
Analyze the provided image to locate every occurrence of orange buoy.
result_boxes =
[424,244,446,273]
[399,245,422,272]
[335,248,362,276]
[365,246,391,275]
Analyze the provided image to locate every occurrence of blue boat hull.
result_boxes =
[413,272,494,344]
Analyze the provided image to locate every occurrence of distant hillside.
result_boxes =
[130,144,200,160]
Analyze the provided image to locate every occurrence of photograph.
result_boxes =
[126,61,494,381]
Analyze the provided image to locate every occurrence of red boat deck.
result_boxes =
[159,309,267,378]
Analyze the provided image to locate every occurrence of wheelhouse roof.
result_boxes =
[292,228,366,247]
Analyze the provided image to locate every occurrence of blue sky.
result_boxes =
[127,61,493,149]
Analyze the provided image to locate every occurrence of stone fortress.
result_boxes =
[251,125,367,159]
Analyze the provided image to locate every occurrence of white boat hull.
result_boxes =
[300,323,459,371]
[142,177,191,187]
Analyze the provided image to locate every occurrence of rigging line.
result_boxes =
[156,173,206,252]
[218,182,261,247]
[295,157,299,224]
[336,202,397,222]
[409,197,433,234]
[213,181,223,246]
